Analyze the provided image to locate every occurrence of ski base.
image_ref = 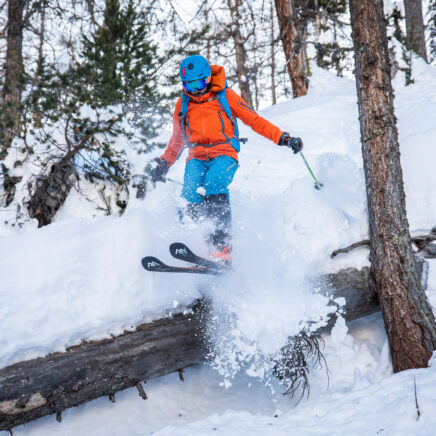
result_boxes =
[141,256,220,275]
[141,242,231,275]
[169,242,231,272]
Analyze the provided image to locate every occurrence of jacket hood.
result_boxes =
[209,65,226,92]
[184,64,226,102]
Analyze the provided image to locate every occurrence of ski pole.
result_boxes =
[299,152,323,190]
[166,177,183,186]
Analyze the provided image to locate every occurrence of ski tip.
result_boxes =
[169,242,193,256]
[141,256,165,271]
[169,242,186,250]
[169,242,189,250]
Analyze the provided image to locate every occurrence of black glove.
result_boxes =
[278,132,303,154]
[149,157,169,183]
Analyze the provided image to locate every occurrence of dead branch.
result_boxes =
[331,228,436,258]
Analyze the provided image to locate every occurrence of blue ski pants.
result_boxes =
[181,156,239,204]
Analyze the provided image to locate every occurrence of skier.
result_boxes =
[150,55,303,264]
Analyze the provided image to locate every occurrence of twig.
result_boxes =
[178,369,185,382]
[414,376,421,421]
[283,39,353,72]
[331,240,370,258]
[273,332,328,403]
[331,232,436,258]
[135,382,148,400]
[189,0,209,22]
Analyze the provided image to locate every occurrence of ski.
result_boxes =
[141,256,220,275]
[169,242,231,272]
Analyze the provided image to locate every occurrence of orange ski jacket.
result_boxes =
[161,65,284,166]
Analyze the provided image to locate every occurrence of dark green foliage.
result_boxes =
[293,0,347,33]
[124,93,169,153]
[315,42,351,77]
[21,0,165,208]
[1,164,22,207]
[75,0,157,108]
[319,0,347,15]
[293,0,351,76]
[2,0,206,222]
[391,7,406,44]
[388,7,414,85]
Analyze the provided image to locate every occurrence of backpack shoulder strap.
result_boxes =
[217,84,239,139]
[216,84,244,152]
[178,93,190,126]
[178,93,190,144]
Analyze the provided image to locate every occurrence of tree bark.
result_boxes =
[26,156,76,227]
[0,262,429,430]
[404,0,428,62]
[274,0,308,97]
[228,0,254,106]
[32,0,46,129]
[270,0,277,105]
[1,0,26,157]
[349,0,436,372]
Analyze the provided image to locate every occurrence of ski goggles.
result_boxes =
[183,77,210,93]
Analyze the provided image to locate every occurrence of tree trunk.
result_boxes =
[404,0,428,62]
[270,0,277,105]
[349,0,436,372]
[1,0,26,157]
[33,0,46,129]
[228,0,254,106]
[274,0,308,97]
[314,0,321,36]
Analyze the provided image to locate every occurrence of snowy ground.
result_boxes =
[1,61,436,435]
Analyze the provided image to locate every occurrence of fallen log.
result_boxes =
[0,307,204,431]
[314,256,427,333]
[0,261,428,431]
[313,267,377,333]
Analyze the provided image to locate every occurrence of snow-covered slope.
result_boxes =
[1,62,435,435]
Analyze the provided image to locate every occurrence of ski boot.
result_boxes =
[204,194,232,266]
[209,241,232,266]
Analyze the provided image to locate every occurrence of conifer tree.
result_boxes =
[24,0,165,225]
[74,0,158,108]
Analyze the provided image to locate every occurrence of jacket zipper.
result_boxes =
[201,106,205,138]
[218,111,230,142]
[186,116,192,137]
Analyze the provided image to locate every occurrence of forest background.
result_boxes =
[0,0,434,227]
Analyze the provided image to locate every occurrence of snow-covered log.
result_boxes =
[314,267,378,333]
[0,307,204,431]
[0,261,427,431]
[316,257,427,332]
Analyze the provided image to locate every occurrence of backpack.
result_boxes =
[178,85,247,153]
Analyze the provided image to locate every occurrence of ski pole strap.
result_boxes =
[299,152,323,189]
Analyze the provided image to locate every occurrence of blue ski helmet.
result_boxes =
[180,55,211,83]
